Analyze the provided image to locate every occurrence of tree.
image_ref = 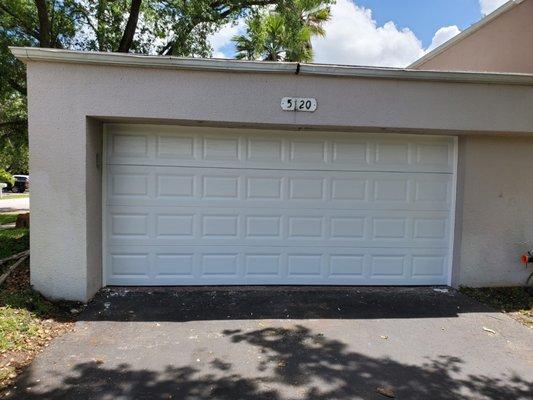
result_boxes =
[0,0,282,174]
[0,168,15,186]
[233,0,331,62]
[234,12,288,61]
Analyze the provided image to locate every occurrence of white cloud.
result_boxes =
[208,20,245,58]
[207,0,462,67]
[312,0,425,67]
[479,0,509,15]
[426,25,461,52]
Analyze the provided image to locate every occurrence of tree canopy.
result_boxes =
[233,0,331,62]
[0,0,331,174]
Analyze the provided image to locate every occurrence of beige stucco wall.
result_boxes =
[25,61,533,301]
[456,135,533,287]
[414,0,533,73]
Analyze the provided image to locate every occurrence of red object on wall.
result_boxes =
[520,253,533,265]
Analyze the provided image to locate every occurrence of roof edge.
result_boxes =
[409,0,524,69]
[10,47,298,74]
[10,47,533,86]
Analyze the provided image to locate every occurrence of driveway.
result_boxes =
[4,287,532,399]
[0,196,29,213]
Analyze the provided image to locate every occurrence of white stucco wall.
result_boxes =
[24,60,533,301]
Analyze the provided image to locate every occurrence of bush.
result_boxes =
[0,168,14,186]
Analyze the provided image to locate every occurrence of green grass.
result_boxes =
[0,220,77,389]
[0,303,42,352]
[0,286,54,316]
[0,263,76,387]
[0,227,29,261]
[0,278,58,349]
[0,217,34,353]
[0,193,29,199]
[0,214,18,226]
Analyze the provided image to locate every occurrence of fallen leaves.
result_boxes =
[0,264,78,391]
[376,387,395,398]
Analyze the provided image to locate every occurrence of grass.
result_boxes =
[0,193,29,200]
[0,266,67,351]
[0,265,74,388]
[0,226,29,260]
[0,213,79,391]
[460,286,533,327]
[0,295,50,353]
[0,214,18,226]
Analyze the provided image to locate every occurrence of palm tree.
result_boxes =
[261,13,288,61]
[233,14,265,60]
[232,0,331,62]
[283,0,331,62]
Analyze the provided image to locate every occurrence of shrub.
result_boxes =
[0,168,14,186]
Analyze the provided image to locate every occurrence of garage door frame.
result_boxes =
[101,124,458,287]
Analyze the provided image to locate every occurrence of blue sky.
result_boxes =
[209,0,509,67]
[354,0,481,48]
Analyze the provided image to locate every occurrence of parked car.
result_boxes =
[5,175,29,193]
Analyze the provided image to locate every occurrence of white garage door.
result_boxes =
[104,124,456,286]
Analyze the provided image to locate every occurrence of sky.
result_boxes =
[208,0,509,67]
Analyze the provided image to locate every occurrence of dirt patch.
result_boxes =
[460,286,532,327]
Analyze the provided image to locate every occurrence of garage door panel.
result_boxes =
[105,245,448,285]
[107,166,453,211]
[106,125,454,173]
[105,125,455,286]
[106,207,451,248]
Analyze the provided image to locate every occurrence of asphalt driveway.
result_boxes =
[4,287,532,399]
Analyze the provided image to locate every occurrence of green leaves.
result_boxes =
[0,169,14,186]
[0,0,330,174]
[233,0,332,62]
[0,0,286,174]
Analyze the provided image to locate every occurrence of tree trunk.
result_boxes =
[117,0,142,53]
[34,0,51,47]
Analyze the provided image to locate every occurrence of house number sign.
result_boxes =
[281,97,317,112]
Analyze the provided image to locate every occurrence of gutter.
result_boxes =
[10,46,533,86]
[10,47,298,74]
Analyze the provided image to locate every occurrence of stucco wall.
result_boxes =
[414,0,533,73]
[27,68,88,301]
[457,135,533,287]
[86,119,103,297]
[24,61,533,301]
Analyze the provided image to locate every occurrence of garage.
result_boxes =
[11,48,533,301]
[104,124,456,286]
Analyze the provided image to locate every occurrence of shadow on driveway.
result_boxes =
[4,287,532,399]
[9,326,532,399]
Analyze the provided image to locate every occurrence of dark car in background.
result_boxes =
[3,175,29,193]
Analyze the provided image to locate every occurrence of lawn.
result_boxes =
[0,214,18,226]
[0,224,28,261]
[0,194,29,200]
[0,213,79,391]
[460,286,533,327]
